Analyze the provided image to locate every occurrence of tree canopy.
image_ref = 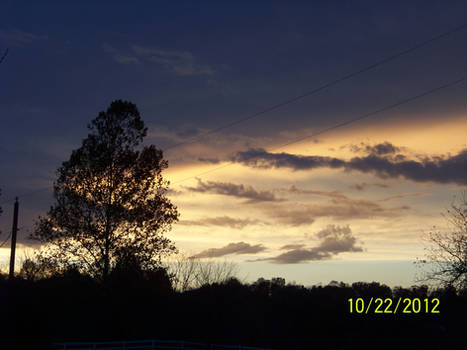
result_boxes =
[31,100,179,279]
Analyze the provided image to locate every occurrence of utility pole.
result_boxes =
[8,197,19,280]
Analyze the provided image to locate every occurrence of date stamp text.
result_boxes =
[348,297,440,314]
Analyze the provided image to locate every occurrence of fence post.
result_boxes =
[152,339,155,350]
[181,340,185,350]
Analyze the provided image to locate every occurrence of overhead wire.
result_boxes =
[161,22,467,152]
[0,232,11,248]
[1,22,466,202]
[0,186,53,207]
[171,75,467,184]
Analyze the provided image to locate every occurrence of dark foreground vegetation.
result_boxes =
[1,269,466,350]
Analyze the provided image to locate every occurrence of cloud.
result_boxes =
[268,206,316,226]
[148,124,272,160]
[174,126,202,138]
[179,216,265,229]
[102,43,213,75]
[233,148,345,170]
[192,241,267,258]
[131,45,214,76]
[102,43,140,64]
[279,185,347,200]
[349,182,389,191]
[368,142,400,155]
[232,147,467,185]
[279,244,306,250]
[348,142,402,155]
[254,249,331,264]
[379,192,425,202]
[184,178,283,203]
[254,225,362,264]
[315,224,363,254]
[347,151,467,184]
[113,54,140,64]
[147,125,204,148]
[0,28,47,47]
[165,188,183,196]
[266,194,407,223]
[198,157,221,164]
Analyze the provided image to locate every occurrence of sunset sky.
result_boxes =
[1,1,466,287]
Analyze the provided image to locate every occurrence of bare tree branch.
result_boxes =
[417,190,467,290]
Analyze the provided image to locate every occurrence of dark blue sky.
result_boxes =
[2,0,467,188]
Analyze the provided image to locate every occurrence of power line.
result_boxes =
[161,22,467,152]
[172,75,467,185]
[0,232,11,248]
[0,187,51,207]
[0,225,32,249]
[2,22,467,203]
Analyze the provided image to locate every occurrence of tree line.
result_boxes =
[1,268,466,350]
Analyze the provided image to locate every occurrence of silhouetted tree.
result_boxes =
[166,252,239,291]
[18,258,41,281]
[31,100,179,279]
[165,252,200,291]
[192,259,238,288]
[351,281,392,298]
[418,190,467,290]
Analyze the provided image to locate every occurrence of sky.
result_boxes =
[1,1,466,287]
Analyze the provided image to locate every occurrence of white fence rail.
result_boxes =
[51,339,275,350]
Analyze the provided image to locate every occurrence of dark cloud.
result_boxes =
[184,179,283,203]
[254,249,331,264]
[233,147,467,185]
[198,157,221,164]
[349,182,389,191]
[192,241,267,258]
[347,151,467,184]
[233,148,345,170]
[348,142,401,155]
[179,216,264,229]
[368,142,400,155]
[255,225,362,264]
